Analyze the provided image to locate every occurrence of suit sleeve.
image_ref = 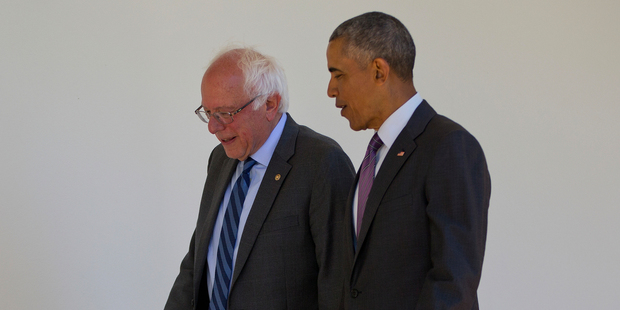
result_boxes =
[309,146,355,310]
[416,130,491,310]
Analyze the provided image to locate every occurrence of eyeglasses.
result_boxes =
[195,95,261,125]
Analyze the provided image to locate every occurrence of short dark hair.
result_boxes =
[329,12,416,81]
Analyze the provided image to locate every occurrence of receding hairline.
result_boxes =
[207,48,244,73]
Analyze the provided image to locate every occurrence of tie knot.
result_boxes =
[368,133,384,151]
[243,158,257,174]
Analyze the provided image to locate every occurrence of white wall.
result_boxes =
[1,1,619,309]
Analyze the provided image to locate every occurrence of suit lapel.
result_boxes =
[353,101,437,261]
[343,172,359,268]
[194,154,238,297]
[353,139,416,256]
[230,114,297,289]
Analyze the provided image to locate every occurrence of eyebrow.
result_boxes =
[328,67,341,73]
[202,105,235,114]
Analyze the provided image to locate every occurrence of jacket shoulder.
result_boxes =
[297,125,345,151]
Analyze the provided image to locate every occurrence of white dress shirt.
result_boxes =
[206,113,287,297]
[353,94,423,235]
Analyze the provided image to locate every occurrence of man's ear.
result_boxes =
[264,93,281,121]
[372,58,390,85]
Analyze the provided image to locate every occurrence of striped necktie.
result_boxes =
[209,158,256,310]
[357,133,383,236]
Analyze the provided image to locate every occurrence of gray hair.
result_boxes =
[329,12,416,81]
[210,45,289,113]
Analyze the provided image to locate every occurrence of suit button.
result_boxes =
[191,299,195,306]
[351,289,359,298]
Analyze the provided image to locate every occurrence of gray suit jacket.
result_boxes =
[165,114,355,310]
[343,101,491,310]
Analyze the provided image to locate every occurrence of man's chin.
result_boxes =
[347,121,366,132]
[223,148,244,161]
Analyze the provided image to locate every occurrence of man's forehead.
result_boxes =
[327,52,358,73]
[201,92,248,111]
[201,79,247,111]
[327,39,342,57]
[327,39,354,67]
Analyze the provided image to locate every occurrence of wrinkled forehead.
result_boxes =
[201,68,247,111]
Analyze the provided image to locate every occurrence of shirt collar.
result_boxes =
[376,93,423,150]
[249,113,287,167]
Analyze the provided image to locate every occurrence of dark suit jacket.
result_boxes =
[165,114,355,310]
[343,101,491,310]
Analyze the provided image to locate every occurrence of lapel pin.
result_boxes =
[397,151,405,157]
[275,174,281,181]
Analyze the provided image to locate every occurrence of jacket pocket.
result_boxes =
[261,215,299,233]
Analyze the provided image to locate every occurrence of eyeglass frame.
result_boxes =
[195,95,262,125]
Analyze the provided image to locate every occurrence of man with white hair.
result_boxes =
[165,46,354,310]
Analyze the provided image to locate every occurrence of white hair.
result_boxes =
[209,45,289,113]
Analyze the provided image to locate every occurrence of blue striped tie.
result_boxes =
[209,158,256,310]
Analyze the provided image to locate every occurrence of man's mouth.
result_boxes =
[220,136,236,144]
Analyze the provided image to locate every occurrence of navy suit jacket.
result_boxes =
[342,101,491,309]
[165,114,355,310]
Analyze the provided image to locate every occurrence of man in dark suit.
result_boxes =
[326,12,491,309]
[165,46,354,310]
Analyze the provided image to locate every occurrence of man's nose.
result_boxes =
[327,82,338,98]
[208,118,224,134]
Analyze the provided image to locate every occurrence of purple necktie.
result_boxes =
[357,133,383,236]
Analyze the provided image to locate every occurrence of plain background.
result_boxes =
[1,1,619,309]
